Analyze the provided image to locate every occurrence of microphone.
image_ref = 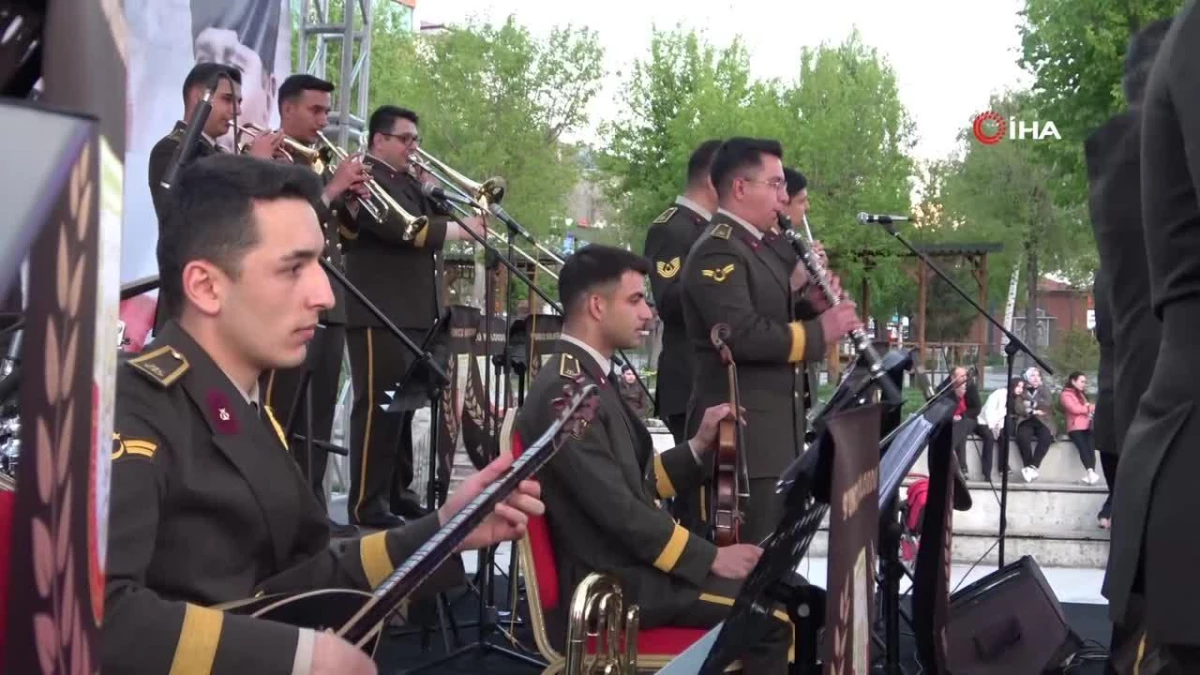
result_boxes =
[489,202,535,241]
[161,70,227,191]
[420,182,476,207]
[857,212,910,225]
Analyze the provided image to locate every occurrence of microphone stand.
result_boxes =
[160,72,228,191]
[869,218,1053,568]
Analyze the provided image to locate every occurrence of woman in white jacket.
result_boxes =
[976,378,1025,478]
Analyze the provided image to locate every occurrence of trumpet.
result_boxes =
[316,131,427,241]
[231,122,328,168]
[409,147,564,277]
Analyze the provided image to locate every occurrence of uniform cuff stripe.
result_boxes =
[361,531,396,587]
[653,524,691,573]
[699,593,795,660]
[168,604,224,675]
[654,456,677,499]
[787,322,806,363]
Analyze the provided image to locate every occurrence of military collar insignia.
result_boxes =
[652,206,678,224]
[127,345,190,388]
[559,353,582,379]
[207,389,240,435]
[711,222,732,240]
[656,257,682,279]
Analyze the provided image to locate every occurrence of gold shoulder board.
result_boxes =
[559,353,581,379]
[711,223,732,240]
[126,345,190,388]
[652,207,678,225]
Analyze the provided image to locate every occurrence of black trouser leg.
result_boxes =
[1100,451,1119,517]
[974,423,995,478]
[743,477,784,544]
[951,418,974,475]
[261,324,344,506]
[663,575,792,675]
[1068,429,1096,470]
[346,326,416,525]
[665,412,688,445]
[1032,423,1053,466]
[1016,420,1037,467]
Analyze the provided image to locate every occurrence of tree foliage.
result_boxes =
[1017,0,1181,205]
[599,27,918,321]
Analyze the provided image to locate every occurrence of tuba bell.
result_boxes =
[565,573,640,674]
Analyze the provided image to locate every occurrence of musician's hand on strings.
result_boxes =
[689,403,745,452]
[246,130,285,159]
[311,631,378,675]
[818,300,863,342]
[789,262,810,292]
[711,544,763,580]
[442,452,545,552]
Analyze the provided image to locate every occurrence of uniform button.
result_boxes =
[793,391,799,399]
[337,243,343,250]
[325,256,331,262]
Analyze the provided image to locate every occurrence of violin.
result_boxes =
[709,324,750,546]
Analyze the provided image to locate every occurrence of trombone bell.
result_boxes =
[565,573,639,674]
[412,147,507,209]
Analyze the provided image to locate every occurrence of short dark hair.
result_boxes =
[277,74,334,112]
[182,62,241,103]
[1124,18,1173,104]
[367,105,420,149]
[557,245,651,321]
[157,155,324,319]
[686,139,723,187]
[710,137,784,200]
[784,167,808,199]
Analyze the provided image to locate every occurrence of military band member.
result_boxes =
[258,75,370,531]
[343,105,486,528]
[643,139,722,444]
[681,138,861,543]
[104,155,543,675]
[516,245,791,673]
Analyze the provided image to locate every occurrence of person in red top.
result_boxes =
[943,367,986,480]
[1059,371,1100,485]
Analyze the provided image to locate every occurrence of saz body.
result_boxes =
[215,381,600,655]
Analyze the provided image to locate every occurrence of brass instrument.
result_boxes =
[232,122,328,168]
[315,131,427,241]
[408,148,562,278]
[565,573,639,674]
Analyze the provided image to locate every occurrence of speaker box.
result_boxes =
[946,555,1082,674]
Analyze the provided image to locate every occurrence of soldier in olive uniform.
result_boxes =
[681,139,861,544]
[643,139,722,443]
[105,155,542,675]
[257,75,370,531]
[342,105,486,528]
[516,245,791,673]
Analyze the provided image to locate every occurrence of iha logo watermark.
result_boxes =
[972,111,1061,144]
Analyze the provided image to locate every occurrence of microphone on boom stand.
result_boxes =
[161,70,230,191]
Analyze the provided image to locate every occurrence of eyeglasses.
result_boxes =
[383,132,420,145]
[737,176,787,191]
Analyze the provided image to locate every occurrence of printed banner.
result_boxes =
[823,404,882,675]
[121,0,291,285]
[436,305,482,489]
[461,315,510,469]
[521,313,563,382]
[912,422,958,674]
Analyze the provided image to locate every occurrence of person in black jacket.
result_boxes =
[940,366,987,480]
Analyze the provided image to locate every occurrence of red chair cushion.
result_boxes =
[512,430,561,609]
[587,626,710,655]
[119,295,158,352]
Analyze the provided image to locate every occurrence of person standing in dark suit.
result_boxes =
[680,138,861,543]
[515,244,791,673]
[1087,19,1172,533]
[104,154,541,675]
[258,75,370,536]
[342,105,485,528]
[1101,13,1200,670]
[643,139,722,443]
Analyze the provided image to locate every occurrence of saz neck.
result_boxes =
[338,415,568,645]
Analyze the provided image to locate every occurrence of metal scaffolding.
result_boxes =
[296,0,374,150]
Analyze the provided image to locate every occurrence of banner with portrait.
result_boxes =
[121,0,291,285]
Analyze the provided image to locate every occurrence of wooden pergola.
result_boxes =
[840,242,1003,379]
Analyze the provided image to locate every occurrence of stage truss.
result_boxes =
[296,0,375,150]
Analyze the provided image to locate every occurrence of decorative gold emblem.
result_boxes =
[656,257,681,279]
[701,264,736,283]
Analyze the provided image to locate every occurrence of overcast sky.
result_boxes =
[413,0,1034,164]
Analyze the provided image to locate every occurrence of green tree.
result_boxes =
[600,27,918,325]
[1017,0,1180,205]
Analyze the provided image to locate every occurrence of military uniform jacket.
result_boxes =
[644,201,710,417]
[103,321,463,674]
[341,156,449,331]
[516,340,717,625]
[148,121,220,226]
[681,212,826,479]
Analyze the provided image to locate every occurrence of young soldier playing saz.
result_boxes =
[104,155,543,675]
[516,245,792,673]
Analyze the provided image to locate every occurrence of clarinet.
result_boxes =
[778,212,899,400]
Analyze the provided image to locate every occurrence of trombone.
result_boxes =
[408,147,563,278]
[316,131,427,241]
